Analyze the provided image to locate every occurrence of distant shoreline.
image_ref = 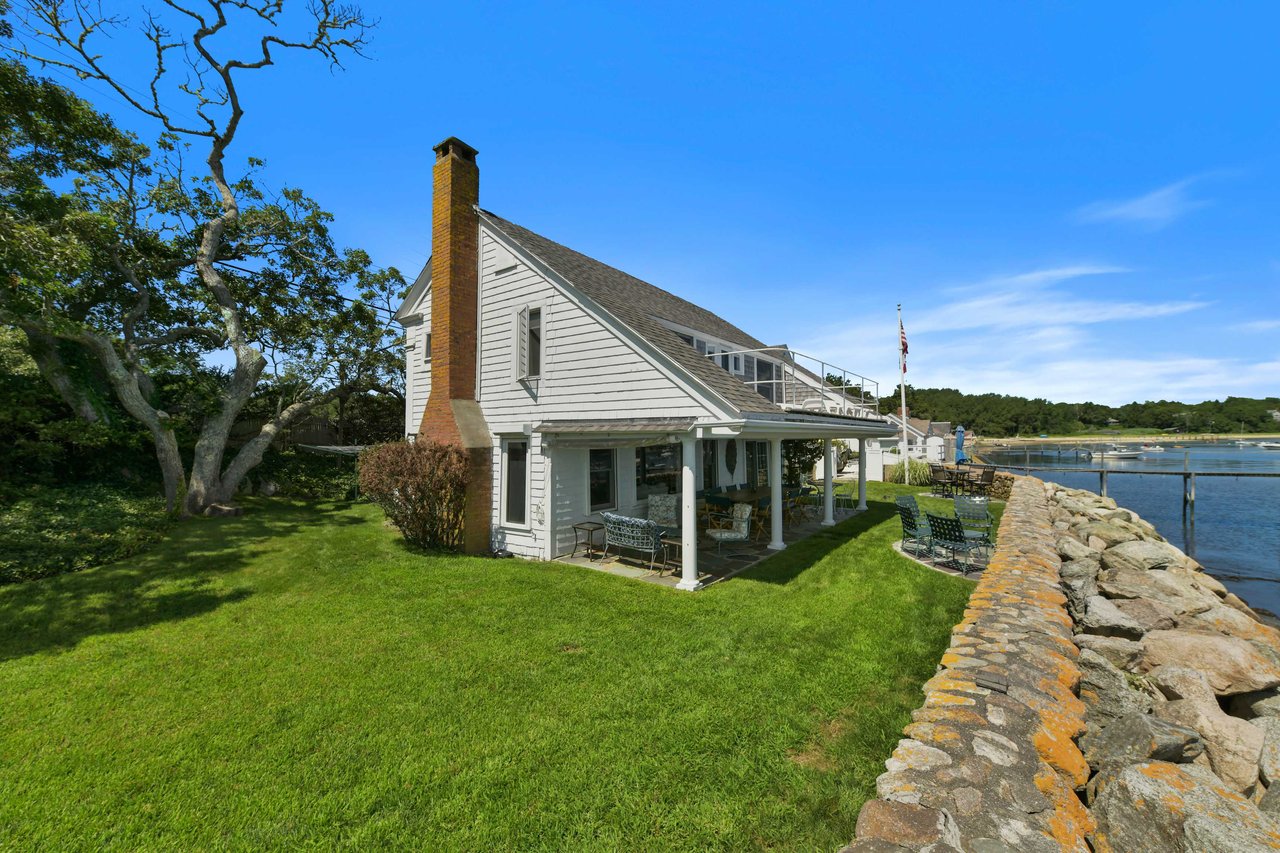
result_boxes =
[976,433,1280,447]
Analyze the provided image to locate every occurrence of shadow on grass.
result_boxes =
[0,499,358,661]
[739,502,898,585]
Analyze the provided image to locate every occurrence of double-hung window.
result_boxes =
[503,439,529,526]
[516,306,543,381]
[588,449,616,512]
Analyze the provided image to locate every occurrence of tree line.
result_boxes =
[880,387,1280,438]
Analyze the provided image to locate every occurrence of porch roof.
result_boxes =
[535,417,697,434]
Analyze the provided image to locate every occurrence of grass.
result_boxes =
[0,483,974,851]
[0,483,172,583]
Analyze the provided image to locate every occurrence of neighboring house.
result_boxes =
[882,408,952,456]
[396,137,897,589]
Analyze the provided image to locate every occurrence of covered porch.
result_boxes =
[556,497,865,588]
[539,413,899,591]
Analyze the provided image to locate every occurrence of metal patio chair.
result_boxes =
[954,495,995,540]
[600,512,666,571]
[895,502,931,558]
[925,511,987,575]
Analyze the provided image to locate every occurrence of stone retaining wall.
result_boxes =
[844,476,1092,852]
[844,476,1280,852]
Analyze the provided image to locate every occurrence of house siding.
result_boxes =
[476,228,716,429]
[402,290,432,437]
[490,432,548,559]
[477,227,718,559]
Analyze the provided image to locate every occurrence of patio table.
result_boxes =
[721,487,771,504]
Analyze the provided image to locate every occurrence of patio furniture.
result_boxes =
[925,511,986,575]
[571,521,605,560]
[968,466,996,497]
[954,495,995,539]
[895,501,930,557]
[752,496,772,541]
[647,493,680,534]
[600,512,666,571]
[706,502,752,555]
[704,489,732,529]
[928,464,953,497]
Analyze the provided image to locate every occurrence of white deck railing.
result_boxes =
[711,346,884,419]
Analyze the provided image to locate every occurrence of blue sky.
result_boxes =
[30,1,1280,405]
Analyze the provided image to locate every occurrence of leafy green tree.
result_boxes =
[2,1,404,514]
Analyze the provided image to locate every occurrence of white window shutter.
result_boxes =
[515,306,529,380]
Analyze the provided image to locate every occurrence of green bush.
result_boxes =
[0,484,172,583]
[883,458,931,485]
[358,441,469,551]
[250,450,358,500]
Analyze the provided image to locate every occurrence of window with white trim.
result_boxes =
[588,449,616,512]
[423,332,432,362]
[503,439,529,526]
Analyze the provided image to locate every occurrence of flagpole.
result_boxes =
[898,303,909,486]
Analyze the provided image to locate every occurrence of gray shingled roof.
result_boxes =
[480,211,781,415]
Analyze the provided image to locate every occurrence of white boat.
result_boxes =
[1087,444,1143,460]
[1260,441,1280,450]
[1236,440,1255,447]
[1142,444,1166,453]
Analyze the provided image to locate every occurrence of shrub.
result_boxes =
[251,450,357,500]
[0,484,172,583]
[883,458,931,485]
[358,441,470,551]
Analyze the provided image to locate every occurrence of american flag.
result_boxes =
[899,318,908,372]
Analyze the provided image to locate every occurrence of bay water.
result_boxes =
[982,442,1280,616]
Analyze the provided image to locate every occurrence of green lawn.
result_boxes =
[0,483,974,851]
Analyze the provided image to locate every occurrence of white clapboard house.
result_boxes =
[397,138,897,589]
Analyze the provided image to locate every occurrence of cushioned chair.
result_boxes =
[600,512,665,571]
[707,503,752,555]
[703,491,732,529]
[647,493,679,533]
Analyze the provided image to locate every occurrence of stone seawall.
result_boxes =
[844,476,1280,852]
[844,476,1093,852]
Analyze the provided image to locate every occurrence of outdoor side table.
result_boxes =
[660,535,682,573]
[572,521,605,560]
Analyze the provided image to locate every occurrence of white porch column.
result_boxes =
[857,437,868,511]
[769,436,785,550]
[822,438,835,526]
[677,434,700,591]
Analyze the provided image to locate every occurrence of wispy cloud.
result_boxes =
[1075,177,1209,231]
[795,265,1225,405]
[1235,319,1280,333]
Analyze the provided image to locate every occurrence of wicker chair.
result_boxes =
[707,503,752,554]
[925,511,986,575]
[600,512,665,571]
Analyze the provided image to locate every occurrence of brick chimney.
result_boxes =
[418,136,492,554]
